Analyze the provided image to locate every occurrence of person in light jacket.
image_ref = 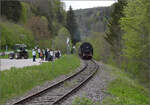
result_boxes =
[32,49,36,62]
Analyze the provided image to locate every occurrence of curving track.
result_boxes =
[13,60,99,105]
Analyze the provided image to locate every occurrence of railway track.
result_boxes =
[13,60,99,105]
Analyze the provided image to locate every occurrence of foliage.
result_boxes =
[86,32,110,61]
[105,0,126,46]
[104,0,127,65]
[53,27,71,54]
[25,16,51,48]
[0,55,80,105]
[75,7,112,39]
[120,0,150,83]
[20,2,30,23]
[0,0,67,50]
[27,0,66,37]
[1,1,22,22]
[71,97,100,105]
[0,21,34,49]
[66,6,80,45]
[101,64,150,105]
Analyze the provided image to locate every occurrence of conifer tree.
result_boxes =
[66,6,80,45]
[105,0,126,62]
[1,0,22,22]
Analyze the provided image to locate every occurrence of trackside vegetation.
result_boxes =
[0,55,80,105]
[71,64,150,105]
[101,65,150,105]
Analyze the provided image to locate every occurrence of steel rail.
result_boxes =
[13,61,88,105]
[52,60,99,105]
[13,60,99,105]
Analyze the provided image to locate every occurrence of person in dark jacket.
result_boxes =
[45,48,48,61]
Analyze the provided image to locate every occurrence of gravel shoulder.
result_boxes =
[61,61,115,105]
[0,58,42,71]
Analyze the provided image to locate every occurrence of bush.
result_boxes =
[25,16,51,48]
[53,27,72,54]
[0,21,35,49]
[86,32,110,61]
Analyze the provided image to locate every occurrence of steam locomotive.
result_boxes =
[79,42,93,60]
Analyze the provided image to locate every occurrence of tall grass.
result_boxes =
[101,65,150,105]
[0,55,8,59]
[0,55,80,104]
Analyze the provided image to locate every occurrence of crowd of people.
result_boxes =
[32,48,61,62]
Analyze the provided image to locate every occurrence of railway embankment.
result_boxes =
[69,62,150,105]
[1,55,80,105]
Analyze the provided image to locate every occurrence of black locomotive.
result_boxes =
[78,42,93,59]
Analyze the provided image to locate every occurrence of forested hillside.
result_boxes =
[74,7,112,39]
[0,0,78,52]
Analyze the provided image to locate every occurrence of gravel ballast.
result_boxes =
[61,61,114,105]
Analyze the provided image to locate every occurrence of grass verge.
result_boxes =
[0,54,8,59]
[0,55,80,105]
[101,65,150,105]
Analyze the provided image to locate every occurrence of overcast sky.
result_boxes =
[61,0,117,11]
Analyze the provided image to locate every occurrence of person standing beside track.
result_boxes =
[38,48,41,58]
[45,48,48,61]
[32,49,36,62]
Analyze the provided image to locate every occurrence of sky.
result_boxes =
[61,0,117,11]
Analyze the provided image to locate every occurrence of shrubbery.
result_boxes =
[53,27,72,54]
[86,32,110,61]
[0,21,34,49]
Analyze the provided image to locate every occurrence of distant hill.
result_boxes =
[74,7,112,39]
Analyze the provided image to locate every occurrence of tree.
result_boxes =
[26,16,51,47]
[54,27,71,54]
[104,0,127,64]
[120,0,150,83]
[66,6,80,45]
[1,0,22,22]
[0,21,34,48]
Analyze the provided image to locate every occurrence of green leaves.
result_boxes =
[53,27,72,53]
[0,21,34,48]
[120,0,150,80]
[105,0,126,61]
[66,6,80,45]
